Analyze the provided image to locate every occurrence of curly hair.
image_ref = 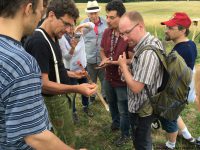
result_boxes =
[105,0,126,17]
[46,0,79,20]
[0,0,39,18]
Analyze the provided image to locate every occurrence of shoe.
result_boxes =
[155,144,174,150]
[114,135,130,147]
[179,135,196,145]
[72,112,79,124]
[195,137,200,146]
[184,137,196,144]
[110,124,120,132]
[83,107,94,117]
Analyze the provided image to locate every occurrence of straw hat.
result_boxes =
[85,1,101,13]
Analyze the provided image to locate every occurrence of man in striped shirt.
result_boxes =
[0,0,77,149]
[118,11,164,149]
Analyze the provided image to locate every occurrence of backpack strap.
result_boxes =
[134,45,166,102]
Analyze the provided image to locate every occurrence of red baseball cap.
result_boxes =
[161,12,191,28]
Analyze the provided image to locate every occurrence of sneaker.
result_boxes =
[179,135,196,145]
[83,107,94,117]
[72,112,79,124]
[195,137,200,146]
[155,144,174,150]
[114,135,130,147]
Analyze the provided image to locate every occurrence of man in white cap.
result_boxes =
[81,1,107,103]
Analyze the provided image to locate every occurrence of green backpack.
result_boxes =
[135,45,192,121]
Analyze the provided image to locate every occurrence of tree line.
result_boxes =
[74,0,195,3]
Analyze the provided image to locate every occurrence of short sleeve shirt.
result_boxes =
[0,35,50,149]
[128,33,164,113]
[24,28,70,88]
[101,28,133,87]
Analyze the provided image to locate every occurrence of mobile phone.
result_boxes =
[74,32,82,40]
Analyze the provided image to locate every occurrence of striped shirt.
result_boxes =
[0,35,50,150]
[128,33,164,113]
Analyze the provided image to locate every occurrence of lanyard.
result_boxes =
[110,30,119,61]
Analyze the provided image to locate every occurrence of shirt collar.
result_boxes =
[134,32,150,54]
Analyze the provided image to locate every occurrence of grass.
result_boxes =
[72,1,200,149]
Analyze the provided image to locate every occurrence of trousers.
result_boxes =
[43,94,75,145]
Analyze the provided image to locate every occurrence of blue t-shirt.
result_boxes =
[0,35,50,150]
[174,40,197,69]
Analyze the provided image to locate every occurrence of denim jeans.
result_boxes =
[70,77,89,112]
[129,112,154,150]
[43,95,75,145]
[104,80,130,136]
[87,63,105,98]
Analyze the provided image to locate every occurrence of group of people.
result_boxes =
[0,0,199,150]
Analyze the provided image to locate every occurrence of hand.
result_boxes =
[98,58,111,68]
[67,70,86,79]
[70,38,79,49]
[78,83,98,97]
[74,70,86,79]
[118,52,127,68]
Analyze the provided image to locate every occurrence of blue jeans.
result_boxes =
[87,63,105,98]
[104,80,130,136]
[129,113,154,150]
[70,77,89,112]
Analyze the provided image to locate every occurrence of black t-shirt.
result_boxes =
[24,28,70,86]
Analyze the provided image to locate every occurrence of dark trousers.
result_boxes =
[70,77,89,112]
[129,112,154,150]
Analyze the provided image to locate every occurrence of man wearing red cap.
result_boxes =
[160,12,197,149]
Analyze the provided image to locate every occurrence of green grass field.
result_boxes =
[73,1,200,149]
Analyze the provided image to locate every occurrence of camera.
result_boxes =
[73,32,82,40]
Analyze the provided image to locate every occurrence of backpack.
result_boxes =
[135,45,192,121]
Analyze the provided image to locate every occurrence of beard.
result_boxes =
[165,34,171,41]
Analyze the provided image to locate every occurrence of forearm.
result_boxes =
[42,80,80,94]
[69,47,75,56]
[100,49,107,60]
[120,64,144,93]
[25,130,74,150]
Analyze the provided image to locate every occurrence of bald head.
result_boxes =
[119,11,146,46]
[122,11,144,25]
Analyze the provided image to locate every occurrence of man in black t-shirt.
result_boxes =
[25,0,97,146]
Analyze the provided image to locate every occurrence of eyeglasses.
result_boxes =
[59,18,74,28]
[119,23,139,37]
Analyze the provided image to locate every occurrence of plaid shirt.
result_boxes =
[128,33,164,113]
